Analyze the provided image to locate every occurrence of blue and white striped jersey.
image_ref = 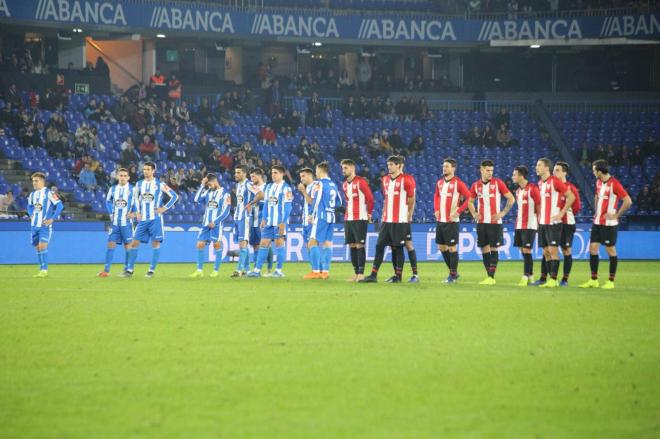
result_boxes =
[28,187,63,227]
[302,180,320,227]
[312,177,342,224]
[251,182,266,227]
[233,179,255,221]
[133,178,178,222]
[106,183,134,227]
[262,181,293,227]
[194,185,231,227]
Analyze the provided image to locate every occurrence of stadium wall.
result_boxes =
[1,222,658,264]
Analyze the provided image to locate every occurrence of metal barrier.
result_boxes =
[543,100,660,113]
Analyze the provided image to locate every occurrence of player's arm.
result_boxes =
[105,187,114,214]
[531,185,541,216]
[159,183,179,213]
[310,181,323,220]
[608,181,632,220]
[467,183,479,220]
[495,180,514,220]
[572,186,581,215]
[359,178,375,220]
[217,193,232,223]
[455,180,472,220]
[194,177,209,203]
[297,182,314,204]
[433,181,440,220]
[280,187,293,235]
[132,185,142,220]
[44,192,64,225]
[404,176,416,222]
[551,179,573,222]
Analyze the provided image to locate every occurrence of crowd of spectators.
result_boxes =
[461,107,517,147]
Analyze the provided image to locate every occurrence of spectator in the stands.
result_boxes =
[79,163,98,190]
[175,101,190,123]
[307,92,322,127]
[579,142,590,165]
[168,74,182,100]
[408,135,425,156]
[266,79,281,116]
[19,123,41,148]
[292,90,308,127]
[356,58,372,90]
[6,84,20,106]
[631,145,644,166]
[185,168,201,191]
[338,70,353,89]
[95,56,109,77]
[464,127,482,146]
[367,132,381,158]
[131,108,147,131]
[260,125,276,145]
[95,164,110,189]
[478,125,494,146]
[379,130,393,155]
[416,98,433,123]
[342,96,359,119]
[642,136,657,157]
[0,190,15,219]
[174,168,187,190]
[389,128,404,153]
[215,99,235,126]
[494,106,510,129]
[606,144,619,165]
[139,135,159,159]
[322,105,334,128]
[193,97,214,133]
[149,68,167,100]
[496,124,512,147]
[637,185,653,212]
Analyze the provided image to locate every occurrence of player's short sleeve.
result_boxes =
[403,175,416,195]
[530,184,541,204]
[48,190,61,204]
[612,179,629,199]
[160,182,172,194]
[283,185,293,203]
[496,178,510,194]
[553,177,568,194]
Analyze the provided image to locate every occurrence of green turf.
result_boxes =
[1,261,659,438]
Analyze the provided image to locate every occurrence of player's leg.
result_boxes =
[345,222,358,281]
[33,227,51,277]
[318,221,333,279]
[233,219,248,276]
[389,245,404,282]
[305,221,322,278]
[272,235,286,277]
[404,234,418,282]
[360,224,389,282]
[248,228,273,276]
[581,225,604,287]
[211,241,223,277]
[190,239,208,278]
[146,219,164,277]
[353,221,368,281]
[100,240,117,277]
[531,227,548,286]
[601,244,618,289]
[601,227,619,289]
[560,225,575,286]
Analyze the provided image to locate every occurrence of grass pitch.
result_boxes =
[1,261,659,438]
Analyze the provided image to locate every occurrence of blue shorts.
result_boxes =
[261,225,286,240]
[133,218,164,243]
[302,224,313,243]
[310,220,334,243]
[234,216,250,242]
[249,226,261,246]
[197,225,221,243]
[31,226,52,247]
[108,225,134,245]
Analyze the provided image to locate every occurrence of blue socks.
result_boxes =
[275,245,285,270]
[196,249,205,270]
[267,247,273,270]
[150,247,160,271]
[36,250,48,270]
[127,248,138,271]
[255,246,269,271]
[321,247,332,272]
[310,246,321,272]
[214,249,222,271]
[238,247,249,272]
[104,248,115,272]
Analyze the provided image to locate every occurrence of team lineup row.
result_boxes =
[25,155,632,288]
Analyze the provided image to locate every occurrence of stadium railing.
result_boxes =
[542,100,660,113]
[120,0,654,20]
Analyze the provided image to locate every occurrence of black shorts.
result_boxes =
[435,222,459,246]
[538,224,562,248]
[590,224,618,246]
[514,229,537,248]
[476,223,503,248]
[560,224,576,249]
[376,223,411,247]
[345,220,368,245]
